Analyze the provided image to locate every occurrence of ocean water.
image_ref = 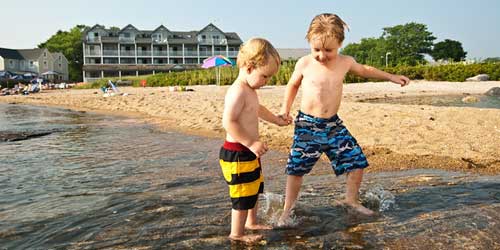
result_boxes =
[0,104,499,249]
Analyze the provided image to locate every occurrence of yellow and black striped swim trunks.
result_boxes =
[219,141,264,210]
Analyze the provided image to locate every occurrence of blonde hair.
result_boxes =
[306,13,349,43]
[236,38,281,69]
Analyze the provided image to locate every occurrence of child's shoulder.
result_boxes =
[295,55,313,69]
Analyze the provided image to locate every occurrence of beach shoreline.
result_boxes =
[1,81,499,174]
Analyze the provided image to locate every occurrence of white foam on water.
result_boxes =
[363,185,397,212]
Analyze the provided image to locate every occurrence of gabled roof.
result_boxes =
[120,24,139,33]
[0,48,24,60]
[197,23,225,35]
[152,25,170,33]
[18,48,46,60]
[0,48,45,60]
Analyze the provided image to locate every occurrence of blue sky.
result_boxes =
[1,0,499,59]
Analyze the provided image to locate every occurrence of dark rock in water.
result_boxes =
[466,74,489,81]
[485,87,500,96]
[0,131,54,142]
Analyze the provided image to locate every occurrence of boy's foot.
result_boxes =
[336,200,375,216]
[245,224,272,230]
[229,234,263,243]
[277,211,295,228]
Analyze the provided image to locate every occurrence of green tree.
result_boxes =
[38,25,87,82]
[381,22,436,66]
[430,39,467,62]
[341,37,387,67]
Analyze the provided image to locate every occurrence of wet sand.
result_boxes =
[1,81,499,174]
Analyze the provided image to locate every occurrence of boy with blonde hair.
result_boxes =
[220,38,289,243]
[279,13,410,224]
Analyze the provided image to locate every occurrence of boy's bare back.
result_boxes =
[290,54,356,119]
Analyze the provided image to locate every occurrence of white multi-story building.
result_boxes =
[82,23,243,82]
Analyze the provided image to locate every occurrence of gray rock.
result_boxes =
[466,74,489,81]
[485,87,500,96]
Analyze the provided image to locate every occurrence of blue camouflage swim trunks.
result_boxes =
[286,111,369,176]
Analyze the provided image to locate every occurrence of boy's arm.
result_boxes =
[347,56,410,86]
[280,57,305,120]
[259,105,289,126]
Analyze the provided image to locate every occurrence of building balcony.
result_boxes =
[120,51,136,57]
[184,51,198,56]
[103,50,119,56]
[86,37,101,43]
[169,51,183,56]
[119,37,135,43]
[199,51,213,57]
[101,37,119,43]
[85,51,101,56]
[137,51,152,57]
[198,38,227,45]
[153,51,169,56]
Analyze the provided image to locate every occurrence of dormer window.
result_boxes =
[202,35,206,39]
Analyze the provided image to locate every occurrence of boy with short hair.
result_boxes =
[279,13,410,224]
[220,38,289,243]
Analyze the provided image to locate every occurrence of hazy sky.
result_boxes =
[1,0,498,59]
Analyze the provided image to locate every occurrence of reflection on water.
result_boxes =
[0,104,499,249]
[359,94,500,109]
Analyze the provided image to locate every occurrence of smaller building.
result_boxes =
[0,47,69,81]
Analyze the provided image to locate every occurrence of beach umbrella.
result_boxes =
[201,55,233,85]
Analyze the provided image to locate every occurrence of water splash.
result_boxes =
[261,192,299,227]
[363,185,396,212]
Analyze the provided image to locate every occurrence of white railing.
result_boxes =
[137,51,152,56]
[169,51,183,56]
[228,51,238,57]
[85,51,101,56]
[153,51,169,56]
[184,51,198,56]
[103,50,118,56]
[199,51,213,57]
[120,51,135,56]
[86,37,101,42]
[119,37,135,43]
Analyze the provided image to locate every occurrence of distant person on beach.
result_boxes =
[219,38,290,243]
[278,13,410,225]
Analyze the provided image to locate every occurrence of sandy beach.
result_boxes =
[1,81,499,174]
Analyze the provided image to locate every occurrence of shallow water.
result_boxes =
[359,94,500,109]
[0,104,499,249]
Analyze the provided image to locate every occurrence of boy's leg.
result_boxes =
[230,209,263,243]
[279,175,304,224]
[341,169,374,215]
[245,198,272,230]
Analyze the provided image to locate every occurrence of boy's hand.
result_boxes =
[276,114,292,126]
[278,113,293,124]
[249,141,268,158]
[390,75,410,87]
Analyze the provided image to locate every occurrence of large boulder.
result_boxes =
[466,74,489,81]
[485,87,500,96]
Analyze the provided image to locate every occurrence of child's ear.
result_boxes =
[246,65,254,74]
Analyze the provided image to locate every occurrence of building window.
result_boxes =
[30,61,34,66]
[124,33,130,38]
[202,35,206,39]
[44,52,47,57]
[9,60,13,66]
[59,55,61,60]
[59,63,62,68]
